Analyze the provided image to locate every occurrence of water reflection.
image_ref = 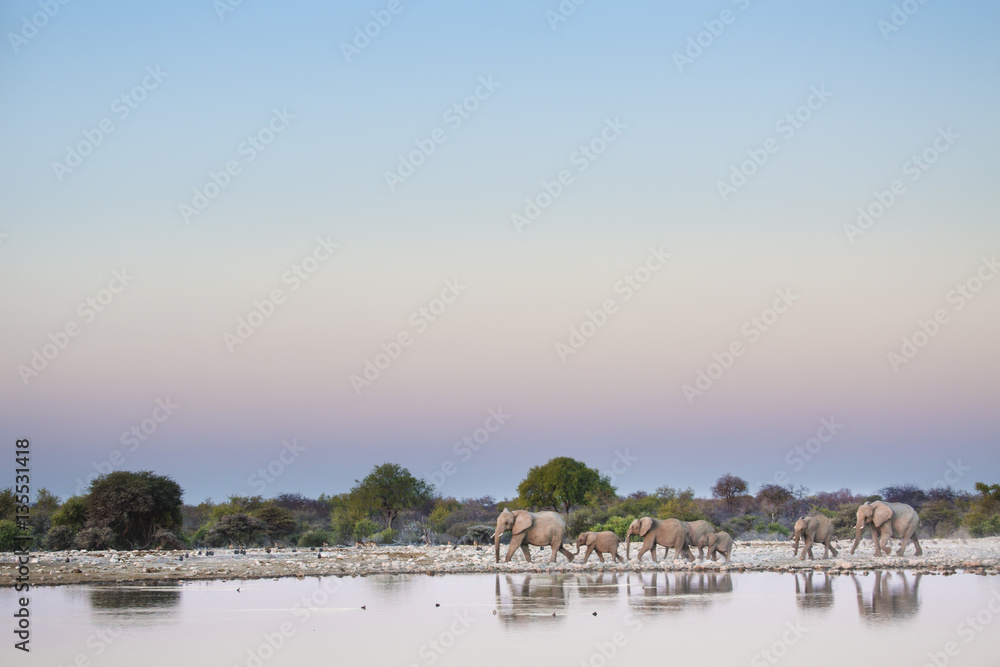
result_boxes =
[85,584,182,623]
[495,573,570,627]
[625,571,733,614]
[852,571,921,623]
[794,572,835,613]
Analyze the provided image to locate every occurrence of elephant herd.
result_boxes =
[492,499,924,565]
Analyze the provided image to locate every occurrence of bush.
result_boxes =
[0,520,34,552]
[373,528,397,544]
[151,529,186,550]
[590,515,636,540]
[352,518,380,542]
[460,525,494,545]
[967,515,1000,538]
[766,522,790,537]
[298,531,332,547]
[74,527,114,551]
[44,525,76,550]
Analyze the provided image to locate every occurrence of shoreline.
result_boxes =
[3,537,999,587]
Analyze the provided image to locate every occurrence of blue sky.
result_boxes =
[1,0,998,503]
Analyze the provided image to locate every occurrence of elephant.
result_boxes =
[850,501,922,557]
[793,514,839,560]
[696,531,733,563]
[574,531,624,564]
[625,517,693,562]
[682,520,715,559]
[852,571,922,621]
[493,508,575,563]
[794,572,835,612]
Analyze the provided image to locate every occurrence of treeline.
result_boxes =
[1,457,999,551]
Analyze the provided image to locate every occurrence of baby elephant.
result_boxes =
[793,514,838,560]
[697,532,733,563]
[575,531,624,564]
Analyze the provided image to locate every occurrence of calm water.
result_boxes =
[4,571,1000,666]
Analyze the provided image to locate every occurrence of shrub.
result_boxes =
[0,520,34,552]
[374,528,397,544]
[298,531,332,547]
[352,518,380,542]
[74,527,114,551]
[461,525,494,545]
[151,529,186,550]
[590,515,636,540]
[44,525,76,550]
[766,522,790,537]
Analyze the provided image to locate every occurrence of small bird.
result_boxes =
[492,610,497,615]
[361,605,366,610]
[435,603,440,607]
[236,588,241,593]
[592,612,597,616]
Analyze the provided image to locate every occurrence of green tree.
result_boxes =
[756,484,794,522]
[50,496,88,532]
[350,463,432,530]
[252,505,297,542]
[517,457,615,515]
[83,471,183,549]
[655,487,704,521]
[206,513,267,546]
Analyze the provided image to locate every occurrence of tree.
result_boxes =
[51,496,88,532]
[205,513,267,546]
[517,457,615,515]
[350,463,433,530]
[83,471,183,549]
[712,474,748,511]
[877,484,927,508]
[253,505,297,542]
[756,484,794,522]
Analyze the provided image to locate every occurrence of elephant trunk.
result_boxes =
[494,530,502,563]
[792,530,800,557]
[626,531,633,560]
[850,525,863,554]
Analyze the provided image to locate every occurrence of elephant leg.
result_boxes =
[827,540,838,558]
[878,531,891,557]
[911,534,923,556]
[506,533,526,562]
[521,543,532,562]
[804,536,814,560]
[556,544,574,562]
[594,549,605,563]
[870,527,882,556]
[582,545,593,564]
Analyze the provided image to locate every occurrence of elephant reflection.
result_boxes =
[577,572,621,599]
[494,573,569,627]
[794,572,835,612]
[852,571,921,622]
[626,571,732,613]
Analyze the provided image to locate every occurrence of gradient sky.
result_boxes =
[2,1,998,504]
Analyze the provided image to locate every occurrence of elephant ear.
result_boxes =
[707,534,717,547]
[639,517,653,535]
[587,533,598,546]
[512,510,533,534]
[873,502,892,527]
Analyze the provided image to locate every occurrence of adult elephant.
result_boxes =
[575,531,624,563]
[850,501,922,557]
[682,520,714,559]
[493,508,575,563]
[625,517,692,562]
[793,514,838,560]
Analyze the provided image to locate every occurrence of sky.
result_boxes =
[1,0,998,505]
